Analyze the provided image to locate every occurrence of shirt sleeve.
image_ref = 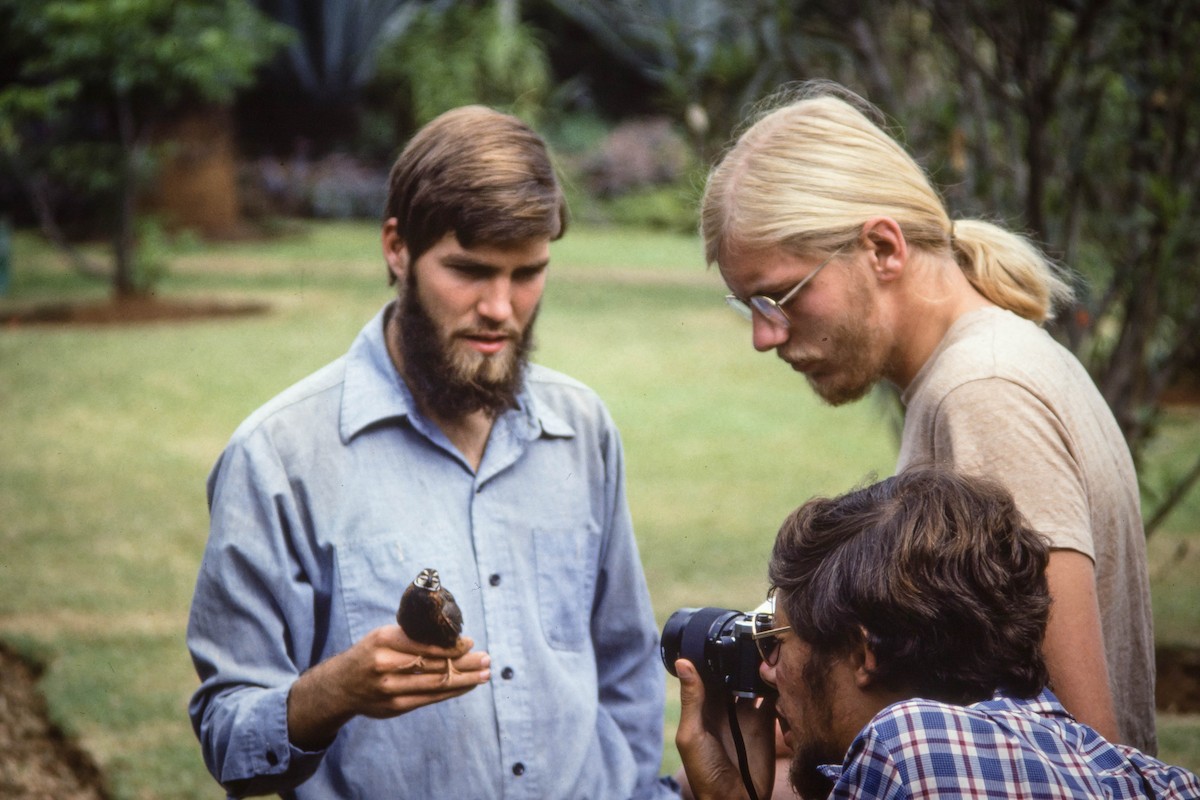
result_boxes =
[925,377,1094,559]
[589,415,676,800]
[186,434,327,797]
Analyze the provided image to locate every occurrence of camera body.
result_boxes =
[660,607,776,698]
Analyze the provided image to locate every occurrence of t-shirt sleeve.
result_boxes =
[924,377,1094,560]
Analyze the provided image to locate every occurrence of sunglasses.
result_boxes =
[750,612,791,667]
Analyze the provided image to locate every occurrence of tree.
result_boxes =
[913,0,1200,532]
[367,0,552,135]
[557,0,1200,531]
[0,0,290,296]
[540,0,796,160]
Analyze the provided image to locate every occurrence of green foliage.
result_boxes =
[370,1,552,130]
[3,0,291,113]
[259,0,416,98]
[600,184,700,235]
[541,0,851,161]
[130,217,170,293]
[0,0,291,294]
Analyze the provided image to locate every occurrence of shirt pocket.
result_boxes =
[532,520,603,651]
[335,534,469,644]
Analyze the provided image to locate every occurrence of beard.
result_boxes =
[801,319,888,406]
[788,741,839,800]
[395,272,537,420]
[786,282,891,407]
[786,654,843,799]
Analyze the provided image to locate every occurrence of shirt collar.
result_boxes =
[975,686,1072,720]
[339,303,575,443]
[816,687,1069,782]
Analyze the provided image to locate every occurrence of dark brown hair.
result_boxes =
[769,467,1051,703]
[383,105,568,283]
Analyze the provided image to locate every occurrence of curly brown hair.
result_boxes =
[769,467,1052,703]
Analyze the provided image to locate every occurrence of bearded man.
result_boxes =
[187,106,674,800]
[675,469,1199,800]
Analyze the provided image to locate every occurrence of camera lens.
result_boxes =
[660,607,742,678]
[661,606,777,698]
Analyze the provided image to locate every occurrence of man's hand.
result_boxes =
[675,659,776,800]
[287,625,491,751]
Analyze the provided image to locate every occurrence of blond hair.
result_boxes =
[701,83,1073,322]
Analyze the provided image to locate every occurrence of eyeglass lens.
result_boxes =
[752,612,782,665]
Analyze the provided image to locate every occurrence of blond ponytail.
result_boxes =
[950,219,1074,323]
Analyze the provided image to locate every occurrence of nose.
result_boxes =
[477,277,514,323]
[759,656,778,688]
[751,314,789,352]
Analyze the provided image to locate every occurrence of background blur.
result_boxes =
[2,1,1199,798]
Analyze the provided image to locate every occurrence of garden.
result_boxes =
[3,1,1200,797]
[2,222,1200,798]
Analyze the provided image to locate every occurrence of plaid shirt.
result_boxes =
[819,689,1200,798]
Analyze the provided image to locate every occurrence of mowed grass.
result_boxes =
[2,221,1198,797]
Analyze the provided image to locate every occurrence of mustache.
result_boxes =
[456,324,520,339]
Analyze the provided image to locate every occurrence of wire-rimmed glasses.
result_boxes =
[750,612,791,667]
[725,247,845,329]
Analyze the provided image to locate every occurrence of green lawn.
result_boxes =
[2,221,1197,797]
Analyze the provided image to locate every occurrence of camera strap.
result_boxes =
[725,693,761,800]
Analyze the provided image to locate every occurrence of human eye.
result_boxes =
[513,264,547,283]
[446,261,493,281]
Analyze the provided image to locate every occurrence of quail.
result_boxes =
[397,568,464,680]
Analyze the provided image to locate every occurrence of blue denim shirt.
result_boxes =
[187,305,673,799]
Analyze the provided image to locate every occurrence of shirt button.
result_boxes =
[489,573,501,586]
[501,667,514,680]
[265,750,279,766]
[512,762,525,776]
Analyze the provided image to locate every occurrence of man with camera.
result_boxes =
[671,469,1199,799]
[187,106,674,798]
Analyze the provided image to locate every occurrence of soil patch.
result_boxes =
[0,295,268,327]
[0,643,108,799]
[1157,644,1200,714]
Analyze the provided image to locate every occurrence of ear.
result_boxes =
[849,627,880,689]
[859,217,907,283]
[382,218,409,284]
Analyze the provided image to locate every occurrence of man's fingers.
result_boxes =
[676,659,702,693]
[675,659,706,745]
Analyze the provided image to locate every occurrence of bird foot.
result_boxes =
[438,661,460,686]
[398,655,427,674]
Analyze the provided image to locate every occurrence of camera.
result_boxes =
[660,606,777,699]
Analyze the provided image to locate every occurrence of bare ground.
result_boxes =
[0,643,108,800]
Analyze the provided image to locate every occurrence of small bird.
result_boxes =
[397,568,464,681]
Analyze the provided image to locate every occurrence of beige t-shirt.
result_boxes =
[897,306,1156,754]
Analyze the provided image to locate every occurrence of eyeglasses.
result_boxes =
[725,247,844,329]
[750,612,791,667]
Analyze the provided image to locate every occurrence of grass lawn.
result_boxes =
[2,221,1198,797]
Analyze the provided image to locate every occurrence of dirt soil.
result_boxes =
[0,643,108,800]
[0,294,268,326]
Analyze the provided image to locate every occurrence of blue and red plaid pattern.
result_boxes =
[818,689,1200,798]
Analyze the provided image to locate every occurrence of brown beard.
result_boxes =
[395,270,537,420]
[787,653,843,799]
[793,280,890,407]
